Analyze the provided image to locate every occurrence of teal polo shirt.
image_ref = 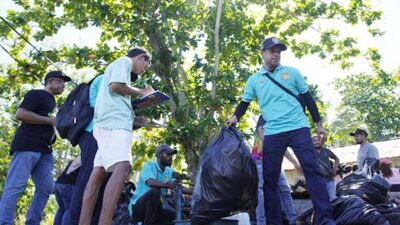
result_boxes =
[85,75,104,132]
[129,161,174,216]
[242,65,310,135]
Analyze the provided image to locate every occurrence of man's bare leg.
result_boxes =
[79,167,107,225]
[98,161,132,225]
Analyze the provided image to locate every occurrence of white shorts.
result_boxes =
[93,126,132,172]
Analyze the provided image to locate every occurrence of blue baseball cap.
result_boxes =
[261,37,287,51]
[155,144,177,155]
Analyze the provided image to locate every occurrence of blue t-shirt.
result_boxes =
[85,75,104,132]
[129,161,174,216]
[242,65,310,135]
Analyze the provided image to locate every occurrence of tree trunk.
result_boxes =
[211,0,223,99]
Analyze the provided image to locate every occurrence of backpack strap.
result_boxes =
[87,74,102,85]
[263,72,305,112]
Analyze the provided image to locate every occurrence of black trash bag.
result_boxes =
[375,202,400,225]
[336,173,368,197]
[355,174,390,205]
[332,196,390,225]
[112,182,136,225]
[296,206,315,225]
[191,127,258,224]
[363,158,381,174]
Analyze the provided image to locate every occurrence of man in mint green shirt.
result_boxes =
[227,37,335,225]
[79,48,154,225]
[129,144,191,225]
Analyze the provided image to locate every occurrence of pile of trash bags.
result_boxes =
[332,196,390,225]
[191,127,258,224]
[298,159,400,225]
[334,161,400,225]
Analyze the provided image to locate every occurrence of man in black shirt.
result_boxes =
[312,135,340,200]
[0,71,70,225]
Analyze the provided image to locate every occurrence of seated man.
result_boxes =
[129,144,191,225]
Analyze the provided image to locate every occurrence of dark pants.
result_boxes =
[69,131,107,225]
[262,128,335,225]
[131,188,175,225]
[54,183,74,225]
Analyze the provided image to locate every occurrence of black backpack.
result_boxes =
[56,76,99,146]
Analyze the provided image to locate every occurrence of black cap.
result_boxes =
[155,144,177,155]
[44,71,72,83]
[349,128,368,137]
[261,37,287,51]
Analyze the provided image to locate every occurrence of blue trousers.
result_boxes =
[54,183,74,225]
[0,151,54,225]
[325,178,337,200]
[256,160,297,225]
[69,132,107,225]
[262,128,335,225]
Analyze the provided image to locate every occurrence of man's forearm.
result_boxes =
[334,158,340,170]
[146,179,169,189]
[16,108,53,125]
[132,116,147,130]
[284,151,300,167]
[109,83,144,97]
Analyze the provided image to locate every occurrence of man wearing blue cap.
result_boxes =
[227,37,335,225]
[0,71,71,225]
[129,144,191,225]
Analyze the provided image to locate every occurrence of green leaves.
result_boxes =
[0,1,391,217]
[333,69,400,142]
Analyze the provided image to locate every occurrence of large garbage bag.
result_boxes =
[191,127,258,224]
[355,174,390,205]
[336,173,368,197]
[375,202,400,225]
[332,196,390,225]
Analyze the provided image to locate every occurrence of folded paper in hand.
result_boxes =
[132,91,170,110]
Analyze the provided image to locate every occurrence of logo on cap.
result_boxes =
[272,37,279,44]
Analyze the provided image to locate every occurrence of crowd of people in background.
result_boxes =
[0,36,399,225]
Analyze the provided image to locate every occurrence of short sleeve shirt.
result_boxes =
[357,143,379,168]
[11,90,56,154]
[94,57,135,131]
[242,65,309,135]
[129,161,174,215]
[85,75,104,132]
[316,148,337,169]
